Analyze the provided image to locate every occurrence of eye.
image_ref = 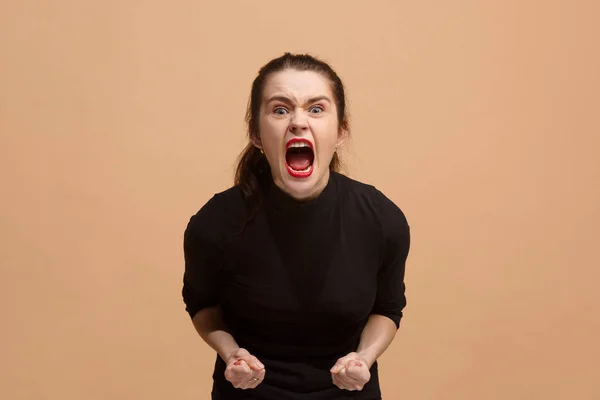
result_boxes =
[273,107,288,115]
[309,105,324,114]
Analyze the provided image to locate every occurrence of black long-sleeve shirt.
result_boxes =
[182,171,410,400]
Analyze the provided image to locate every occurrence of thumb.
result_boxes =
[232,359,250,370]
[330,357,349,374]
[240,354,264,371]
[346,360,367,377]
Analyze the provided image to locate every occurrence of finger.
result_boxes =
[336,368,354,388]
[346,363,369,381]
[225,363,251,384]
[338,367,350,379]
[330,356,351,374]
[340,367,365,390]
[225,372,246,388]
[229,370,252,386]
[246,369,264,387]
[240,373,262,390]
[231,359,252,373]
[239,380,253,390]
[227,359,245,369]
[247,355,265,371]
[333,374,355,391]
[252,372,265,386]
[332,373,346,390]
[231,373,255,390]
[344,359,365,374]
[245,367,266,389]
[227,373,249,390]
[236,354,264,371]
[344,368,369,391]
[257,368,266,381]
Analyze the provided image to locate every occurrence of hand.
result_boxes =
[330,352,371,391]
[223,348,266,390]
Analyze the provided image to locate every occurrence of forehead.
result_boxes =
[262,69,333,101]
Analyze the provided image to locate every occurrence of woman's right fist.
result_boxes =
[224,348,266,390]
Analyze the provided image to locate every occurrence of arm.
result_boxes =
[330,314,399,389]
[331,192,410,387]
[356,314,398,369]
[183,203,265,389]
[191,306,240,363]
[192,305,265,389]
[360,189,411,368]
[182,203,239,363]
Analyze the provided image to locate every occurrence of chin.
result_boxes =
[278,163,326,201]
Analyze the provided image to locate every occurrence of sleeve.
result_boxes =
[181,197,225,320]
[370,190,411,329]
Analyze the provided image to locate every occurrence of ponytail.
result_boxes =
[234,143,271,213]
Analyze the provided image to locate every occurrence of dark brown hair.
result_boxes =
[234,52,350,212]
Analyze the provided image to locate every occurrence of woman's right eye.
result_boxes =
[273,107,288,115]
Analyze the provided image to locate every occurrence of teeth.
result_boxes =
[291,165,312,173]
[288,142,311,149]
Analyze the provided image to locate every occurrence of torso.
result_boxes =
[185,172,408,400]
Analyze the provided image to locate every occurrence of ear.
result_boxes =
[250,133,262,150]
[336,126,348,148]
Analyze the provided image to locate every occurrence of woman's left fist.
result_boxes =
[330,352,371,391]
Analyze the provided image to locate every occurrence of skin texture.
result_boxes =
[192,307,265,390]
[223,348,266,390]
[330,314,398,391]
[252,69,347,202]
[191,69,398,392]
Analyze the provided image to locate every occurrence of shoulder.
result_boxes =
[335,173,408,223]
[335,172,410,240]
[184,185,247,244]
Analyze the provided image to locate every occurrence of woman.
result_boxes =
[182,53,411,400]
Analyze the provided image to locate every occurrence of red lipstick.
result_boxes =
[285,138,314,178]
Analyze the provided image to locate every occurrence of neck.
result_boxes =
[273,169,331,203]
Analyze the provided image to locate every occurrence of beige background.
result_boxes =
[1,1,599,399]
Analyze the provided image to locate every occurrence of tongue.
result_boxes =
[287,153,312,171]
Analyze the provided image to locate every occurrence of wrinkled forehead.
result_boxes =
[262,69,334,103]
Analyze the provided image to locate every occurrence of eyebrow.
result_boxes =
[266,95,332,105]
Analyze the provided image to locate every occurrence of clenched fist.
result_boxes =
[224,348,266,390]
[330,352,371,391]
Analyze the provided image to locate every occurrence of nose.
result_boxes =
[289,112,308,134]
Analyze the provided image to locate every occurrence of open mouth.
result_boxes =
[285,138,314,178]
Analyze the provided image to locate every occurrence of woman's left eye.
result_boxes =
[309,105,324,113]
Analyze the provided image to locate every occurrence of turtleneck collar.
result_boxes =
[264,171,338,214]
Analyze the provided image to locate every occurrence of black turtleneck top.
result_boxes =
[182,172,410,400]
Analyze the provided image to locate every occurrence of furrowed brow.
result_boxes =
[266,95,293,105]
[306,96,332,104]
[266,95,332,105]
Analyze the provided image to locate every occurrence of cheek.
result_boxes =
[314,120,341,154]
[259,120,283,150]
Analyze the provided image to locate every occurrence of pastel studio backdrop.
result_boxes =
[1,1,598,399]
